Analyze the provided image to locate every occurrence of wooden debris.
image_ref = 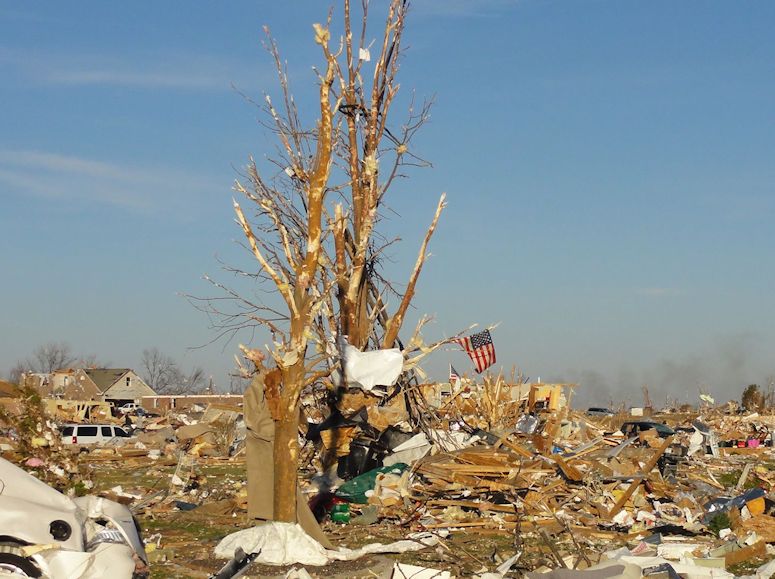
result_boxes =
[606,436,672,520]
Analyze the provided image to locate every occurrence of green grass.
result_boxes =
[142,512,241,542]
[716,469,760,490]
[728,554,775,576]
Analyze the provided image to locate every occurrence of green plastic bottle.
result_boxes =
[330,502,350,523]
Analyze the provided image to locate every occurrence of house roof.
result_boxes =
[83,368,131,392]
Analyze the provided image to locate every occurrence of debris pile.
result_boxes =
[5,374,775,577]
[288,379,775,577]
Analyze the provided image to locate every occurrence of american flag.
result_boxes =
[453,329,496,374]
[449,364,460,383]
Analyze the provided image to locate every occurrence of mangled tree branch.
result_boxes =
[383,193,446,348]
[331,0,437,350]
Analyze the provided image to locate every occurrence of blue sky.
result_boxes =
[2,1,774,405]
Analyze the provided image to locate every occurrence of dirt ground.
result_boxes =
[87,458,569,578]
[86,444,775,578]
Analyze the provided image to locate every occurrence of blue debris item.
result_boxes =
[643,563,681,579]
[703,487,766,522]
[174,500,198,511]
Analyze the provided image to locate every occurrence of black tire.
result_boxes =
[0,542,42,578]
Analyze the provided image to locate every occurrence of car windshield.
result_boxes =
[624,422,674,435]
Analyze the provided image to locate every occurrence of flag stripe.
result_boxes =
[453,329,496,373]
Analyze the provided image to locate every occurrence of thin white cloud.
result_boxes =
[0,149,221,212]
[0,150,140,181]
[0,47,268,91]
[47,69,228,90]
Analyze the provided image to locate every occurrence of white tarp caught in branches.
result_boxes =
[337,336,403,391]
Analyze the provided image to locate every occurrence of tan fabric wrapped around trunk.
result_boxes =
[244,372,332,549]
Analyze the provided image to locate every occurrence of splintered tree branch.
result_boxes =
[383,193,446,348]
[233,198,296,314]
[297,25,336,298]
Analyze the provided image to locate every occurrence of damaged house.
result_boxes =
[23,368,155,407]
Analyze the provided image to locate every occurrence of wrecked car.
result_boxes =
[0,457,148,578]
[620,420,675,438]
[586,407,614,417]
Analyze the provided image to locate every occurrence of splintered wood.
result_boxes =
[410,410,680,538]
[406,403,775,579]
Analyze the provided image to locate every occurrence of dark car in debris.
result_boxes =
[620,420,675,438]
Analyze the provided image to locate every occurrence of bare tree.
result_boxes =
[31,341,76,373]
[742,383,764,412]
[228,373,251,394]
[141,347,208,394]
[7,362,28,385]
[185,366,207,392]
[141,347,177,393]
[10,341,79,383]
[76,353,111,368]
[191,0,459,523]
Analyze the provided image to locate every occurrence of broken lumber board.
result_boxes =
[563,438,604,459]
[686,473,725,490]
[736,462,754,491]
[724,540,766,567]
[423,519,561,532]
[721,448,767,456]
[569,527,630,540]
[423,521,512,530]
[585,459,614,478]
[426,499,516,513]
[550,455,584,482]
[739,515,775,543]
[423,464,533,474]
[421,521,630,539]
[493,434,534,459]
[606,436,672,520]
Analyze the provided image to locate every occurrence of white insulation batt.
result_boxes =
[214,522,438,566]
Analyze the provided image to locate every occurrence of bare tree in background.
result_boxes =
[141,348,176,392]
[185,367,207,392]
[7,363,27,385]
[141,347,207,394]
[31,341,76,373]
[9,341,78,383]
[227,372,251,394]
[191,0,455,523]
[77,353,111,368]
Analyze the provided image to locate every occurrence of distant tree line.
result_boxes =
[6,341,105,385]
[4,341,210,395]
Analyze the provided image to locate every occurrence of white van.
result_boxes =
[60,424,132,446]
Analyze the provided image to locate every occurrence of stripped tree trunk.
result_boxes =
[273,415,299,522]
